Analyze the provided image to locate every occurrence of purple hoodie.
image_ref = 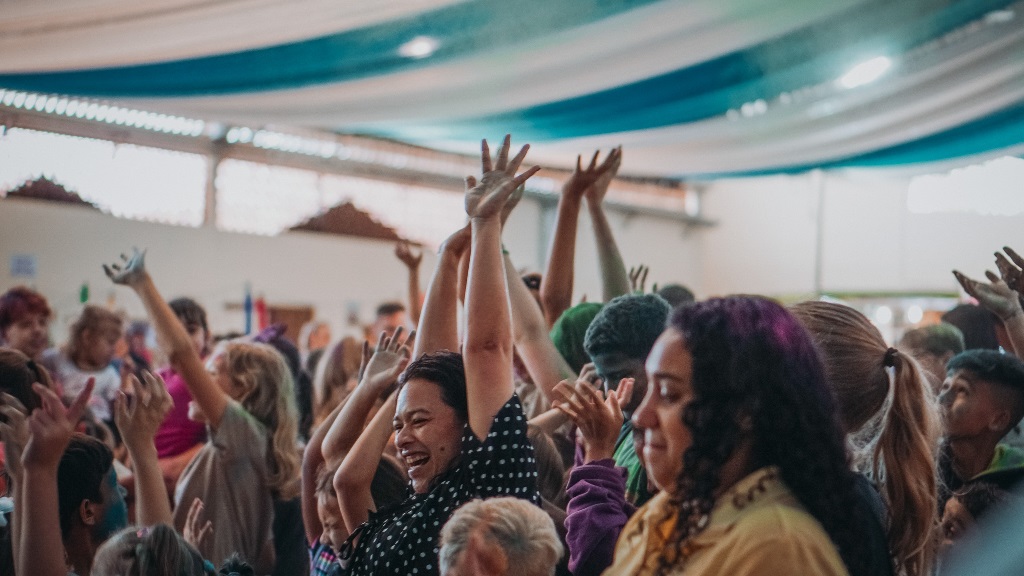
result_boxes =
[564,459,637,576]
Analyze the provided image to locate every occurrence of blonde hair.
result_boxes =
[311,337,362,426]
[221,341,301,500]
[65,305,122,363]
[791,301,940,576]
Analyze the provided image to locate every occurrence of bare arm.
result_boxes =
[463,136,541,438]
[321,332,410,466]
[328,333,411,537]
[302,399,346,544]
[334,392,397,535]
[395,241,424,325]
[585,147,630,302]
[105,250,229,428]
[19,382,93,576]
[954,270,1024,357]
[505,251,576,403]
[116,372,174,527]
[413,226,470,359]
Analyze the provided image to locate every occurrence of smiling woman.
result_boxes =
[330,136,543,576]
[609,296,872,576]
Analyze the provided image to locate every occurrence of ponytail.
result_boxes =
[790,301,941,576]
[872,350,940,576]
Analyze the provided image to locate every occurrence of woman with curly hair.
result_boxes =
[606,296,870,576]
[791,301,940,576]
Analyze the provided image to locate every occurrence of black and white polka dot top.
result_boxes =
[337,394,541,576]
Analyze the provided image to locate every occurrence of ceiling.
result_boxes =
[1,0,1022,178]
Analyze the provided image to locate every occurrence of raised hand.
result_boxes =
[584,147,622,204]
[22,379,94,472]
[953,270,1023,321]
[182,497,214,550]
[439,223,472,260]
[465,135,540,221]
[0,393,30,479]
[554,377,634,463]
[395,241,423,270]
[995,247,1024,296]
[103,247,148,286]
[561,150,605,201]
[361,326,415,397]
[629,264,649,294]
[115,371,173,454]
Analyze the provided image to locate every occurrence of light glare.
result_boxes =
[839,56,892,88]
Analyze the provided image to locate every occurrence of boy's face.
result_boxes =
[591,351,648,413]
[939,369,1007,441]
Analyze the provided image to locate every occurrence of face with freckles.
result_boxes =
[394,378,465,494]
[633,329,694,495]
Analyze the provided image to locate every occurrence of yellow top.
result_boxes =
[602,467,850,576]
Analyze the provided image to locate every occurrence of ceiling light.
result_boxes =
[398,36,440,59]
[838,56,892,89]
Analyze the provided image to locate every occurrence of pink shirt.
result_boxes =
[154,367,207,459]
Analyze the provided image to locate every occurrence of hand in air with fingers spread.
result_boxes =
[953,269,1023,322]
[22,378,94,472]
[995,246,1024,297]
[360,326,415,399]
[115,371,174,454]
[465,135,541,221]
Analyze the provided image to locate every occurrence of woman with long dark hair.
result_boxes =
[606,296,869,576]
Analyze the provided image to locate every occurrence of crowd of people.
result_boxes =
[2,136,1024,576]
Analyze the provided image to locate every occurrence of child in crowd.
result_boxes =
[41,305,123,423]
[104,250,301,575]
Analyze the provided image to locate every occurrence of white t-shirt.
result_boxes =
[41,349,121,421]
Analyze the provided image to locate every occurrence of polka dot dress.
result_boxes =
[338,395,540,576]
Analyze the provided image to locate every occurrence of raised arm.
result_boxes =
[332,331,411,536]
[18,381,93,576]
[321,330,411,466]
[302,398,346,545]
[540,153,595,327]
[504,249,576,401]
[953,269,1024,357]
[395,241,424,325]
[104,250,229,428]
[335,392,397,535]
[584,147,630,302]
[412,226,470,359]
[115,371,174,527]
[463,136,540,439]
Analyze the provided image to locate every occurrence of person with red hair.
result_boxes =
[0,286,52,361]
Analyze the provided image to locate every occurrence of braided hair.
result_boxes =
[657,296,870,576]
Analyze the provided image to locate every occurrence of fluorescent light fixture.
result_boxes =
[838,56,892,88]
[398,36,440,59]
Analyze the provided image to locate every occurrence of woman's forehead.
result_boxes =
[397,378,449,413]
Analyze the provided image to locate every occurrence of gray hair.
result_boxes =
[439,497,563,576]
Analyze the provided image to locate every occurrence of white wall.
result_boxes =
[0,198,435,340]
[6,165,1019,346]
[699,170,1024,298]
